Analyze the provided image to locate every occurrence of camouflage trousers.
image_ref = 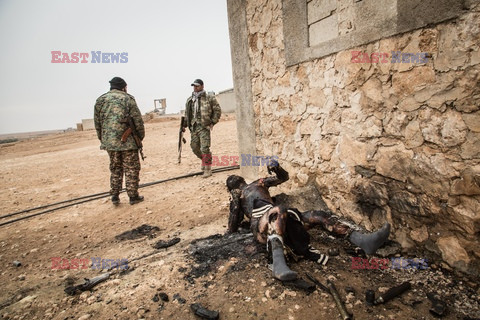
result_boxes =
[190,125,212,165]
[107,150,141,198]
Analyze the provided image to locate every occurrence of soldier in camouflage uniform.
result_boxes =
[183,79,222,178]
[94,77,145,205]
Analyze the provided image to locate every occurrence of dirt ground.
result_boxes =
[0,116,479,320]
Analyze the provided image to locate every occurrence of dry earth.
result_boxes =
[0,116,479,320]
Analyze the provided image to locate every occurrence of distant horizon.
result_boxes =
[0,109,238,138]
[0,112,184,138]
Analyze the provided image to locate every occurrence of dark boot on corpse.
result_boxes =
[268,235,298,281]
[349,222,391,255]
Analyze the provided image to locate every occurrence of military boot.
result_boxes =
[202,165,212,178]
[129,195,144,205]
[111,194,120,206]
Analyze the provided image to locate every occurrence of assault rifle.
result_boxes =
[64,272,110,295]
[178,116,186,163]
[306,273,352,320]
[121,116,145,160]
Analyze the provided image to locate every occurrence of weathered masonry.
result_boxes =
[227,0,480,275]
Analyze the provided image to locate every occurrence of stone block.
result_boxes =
[437,236,471,271]
[420,109,467,148]
[354,180,389,207]
[460,132,480,160]
[462,112,480,132]
[375,145,414,182]
[404,120,424,148]
[337,134,370,167]
[410,225,429,243]
[307,0,337,24]
[81,119,95,131]
[309,14,338,46]
[435,25,470,72]
[392,66,436,97]
[450,167,480,196]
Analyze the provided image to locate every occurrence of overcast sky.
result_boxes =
[0,0,233,134]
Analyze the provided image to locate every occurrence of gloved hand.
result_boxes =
[267,159,279,175]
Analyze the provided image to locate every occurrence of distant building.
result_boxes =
[216,88,236,113]
[81,119,95,131]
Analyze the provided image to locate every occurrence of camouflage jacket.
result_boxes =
[94,89,145,151]
[184,91,221,131]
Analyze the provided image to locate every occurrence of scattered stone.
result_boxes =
[282,278,316,293]
[190,303,219,320]
[86,296,97,305]
[18,295,37,304]
[427,292,448,317]
[158,292,169,302]
[173,293,186,304]
[12,260,21,267]
[279,289,297,300]
[327,275,336,282]
[79,292,89,302]
[115,224,160,241]
[152,292,168,303]
[152,237,180,249]
[345,292,356,304]
[376,243,401,257]
[157,302,165,312]
[345,286,356,295]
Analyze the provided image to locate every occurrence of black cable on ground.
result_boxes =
[0,165,240,220]
[0,165,239,227]
[0,191,112,219]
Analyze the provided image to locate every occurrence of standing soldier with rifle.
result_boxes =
[94,77,145,205]
[182,79,221,178]
[178,116,186,164]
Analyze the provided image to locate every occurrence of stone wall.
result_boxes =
[239,0,480,274]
